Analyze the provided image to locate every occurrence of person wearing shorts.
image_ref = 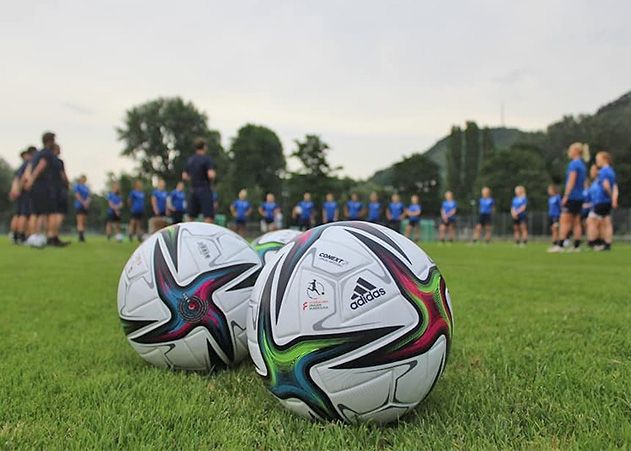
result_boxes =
[168,182,186,225]
[51,145,70,246]
[294,192,314,231]
[438,191,457,243]
[183,138,215,223]
[546,184,562,251]
[128,180,146,242]
[258,193,280,231]
[367,192,381,224]
[386,193,404,233]
[589,152,618,251]
[322,193,338,224]
[473,187,495,244]
[74,175,90,242]
[511,185,528,246]
[230,189,252,237]
[9,148,35,244]
[405,194,422,241]
[106,182,123,240]
[552,142,587,253]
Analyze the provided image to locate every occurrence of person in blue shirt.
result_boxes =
[230,189,252,237]
[546,184,562,250]
[367,192,381,223]
[74,175,90,243]
[151,179,168,217]
[182,138,215,223]
[168,182,187,225]
[344,193,363,221]
[128,179,146,242]
[322,193,338,223]
[438,191,457,243]
[473,187,495,244]
[106,182,123,240]
[386,193,404,232]
[258,193,280,231]
[589,151,619,251]
[511,185,528,246]
[405,195,422,241]
[294,192,315,231]
[554,142,588,252]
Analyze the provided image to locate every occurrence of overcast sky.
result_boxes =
[1,0,629,191]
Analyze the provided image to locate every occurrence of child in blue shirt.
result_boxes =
[511,185,528,246]
[405,194,422,241]
[230,189,252,237]
[128,179,145,242]
[106,182,123,240]
[294,192,315,231]
[322,193,338,223]
[473,187,495,244]
[439,191,457,243]
[168,182,187,224]
[386,193,404,232]
[74,175,90,242]
[259,192,280,231]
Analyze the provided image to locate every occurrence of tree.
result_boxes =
[117,97,225,186]
[391,154,441,214]
[478,145,551,211]
[227,124,285,199]
[446,126,463,199]
[481,127,495,160]
[463,121,481,202]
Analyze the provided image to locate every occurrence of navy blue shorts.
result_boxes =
[298,217,311,230]
[563,199,582,215]
[235,218,247,226]
[31,184,56,215]
[408,219,420,228]
[108,211,121,222]
[76,206,88,215]
[170,211,184,224]
[548,215,559,228]
[16,193,32,216]
[478,213,492,226]
[188,188,214,219]
[441,217,457,226]
[264,217,274,224]
[131,212,144,220]
[513,214,527,225]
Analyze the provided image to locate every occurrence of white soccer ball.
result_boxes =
[247,221,453,424]
[251,229,302,266]
[115,233,124,242]
[118,223,261,372]
[26,234,47,248]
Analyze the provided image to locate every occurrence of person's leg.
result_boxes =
[439,223,446,242]
[448,224,455,242]
[558,212,572,247]
[513,223,519,244]
[485,224,492,243]
[77,213,86,241]
[414,224,420,242]
[10,215,18,242]
[602,216,613,250]
[521,222,528,244]
[473,224,481,242]
[137,218,144,241]
[128,218,136,241]
[572,215,582,249]
[404,223,412,239]
[106,221,112,239]
[114,221,121,235]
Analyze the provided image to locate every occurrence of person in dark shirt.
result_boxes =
[24,132,62,246]
[74,174,91,242]
[168,182,187,225]
[128,180,146,242]
[9,147,35,244]
[183,138,215,223]
[51,144,70,246]
[106,182,123,240]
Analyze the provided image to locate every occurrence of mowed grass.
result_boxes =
[1,236,630,450]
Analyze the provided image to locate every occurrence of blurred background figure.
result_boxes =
[405,194,422,241]
[73,174,90,243]
[439,191,457,243]
[106,182,123,241]
[473,187,495,244]
[511,185,528,246]
[168,182,186,225]
[322,193,338,224]
[230,189,251,237]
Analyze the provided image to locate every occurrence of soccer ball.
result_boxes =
[118,223,261,372]
[247,221,453,424]
[26,234,47,248]
[251,229,301,266]
[115,233,124,242]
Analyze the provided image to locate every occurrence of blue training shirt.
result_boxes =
[388,202,404,220]
[298,200,314,219]
[566,159,587,201]
[129,190,145,214]
[107,192,122,214]
[232,199,251,220]
[595,166,616,205]
[442,200,457,216]
[261,201,278,220]
[323,201,337,222]
[169,189,186,212]
[407,203,422,222]
[74,183,90,210]
[479,197,495,215]
[548,194,561,217]
[346,200,363,220]
[152,189,168,215]
[367,202,381,221]
[511,196,527,217]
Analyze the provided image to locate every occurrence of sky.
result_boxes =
[1,0,630,192]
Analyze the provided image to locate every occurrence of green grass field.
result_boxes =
[1,237,629,450]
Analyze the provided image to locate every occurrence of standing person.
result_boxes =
[591,151,618,251]
[8,148,35,244]
[438,191,457,243]
[73,175,90,243]
[183,138,215,223]
[344,193,363,221]
[51,144,70,245]
[473,187,495,244]
[386,193,404,232]
[128,180,145,242]
[106,182,123,240]
[511,185,528,246]
[149,178,168,233]
[230,189,252,237]
[551,143,588,253]
[259,193,280,231]
[23,132,58,246]
[294,192,314,231]
[168,182,186,225]
[322,193,338,224]
[405,195,422,241]
[367,192,381,223]
[546,185,562,251]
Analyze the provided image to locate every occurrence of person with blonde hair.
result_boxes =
[438,191,457,243]
[230,189,252,237]
[589,151,618,251]
[511,185,528,246]
[405,194,422,241]
[550,142,588,252]
[473,187,495,244]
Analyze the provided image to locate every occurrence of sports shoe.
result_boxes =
[547,245,563,253]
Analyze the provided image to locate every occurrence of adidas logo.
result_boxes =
[350,277,386,310]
